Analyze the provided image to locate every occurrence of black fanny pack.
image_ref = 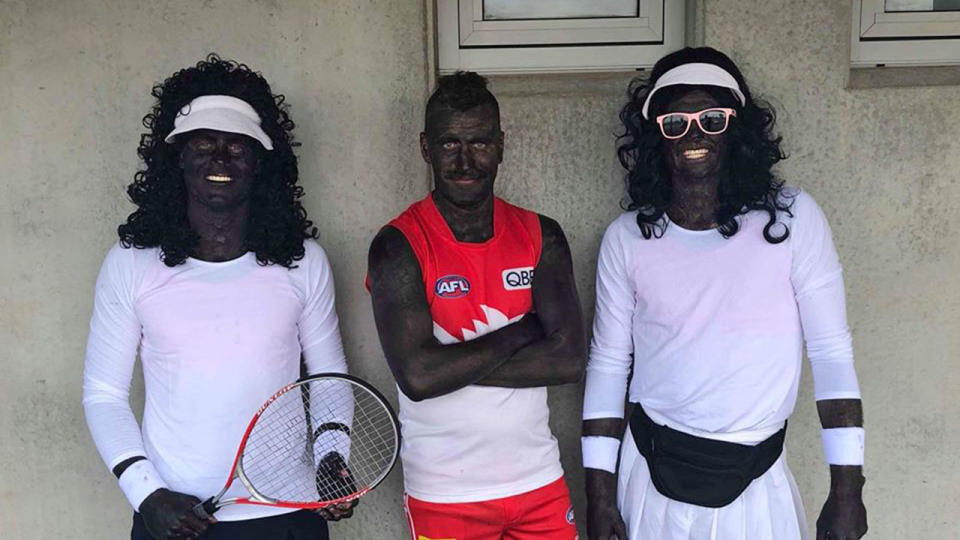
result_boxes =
[628,405,786,508]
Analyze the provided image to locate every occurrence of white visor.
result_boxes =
[641,63,746,119]
[164,95,274,150]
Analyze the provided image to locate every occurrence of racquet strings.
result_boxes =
[239,377,397,504]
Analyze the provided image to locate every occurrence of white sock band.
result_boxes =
[821,427,865,466]
[582,436,621,474]
[117,459,168,511]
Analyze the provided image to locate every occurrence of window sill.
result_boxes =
[847,65,960,90]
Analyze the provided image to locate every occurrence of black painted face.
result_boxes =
[420,104,503,209]
[662,89,731,182]
[178,129,261,211]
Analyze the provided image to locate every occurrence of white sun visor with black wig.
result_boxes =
[641,63,747,120]
[164,95,274,150]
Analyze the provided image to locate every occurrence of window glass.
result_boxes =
[482,0,638,20]
[885,0,960,12]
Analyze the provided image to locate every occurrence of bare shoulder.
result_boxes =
[368,226,415,272]
[368,226,422,297]
[536,214,572,262]
[537,214,565,240]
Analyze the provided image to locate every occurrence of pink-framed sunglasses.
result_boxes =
[655,107,737,140]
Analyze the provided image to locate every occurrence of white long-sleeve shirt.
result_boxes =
[82,239,348,521]
[583,189,861,440]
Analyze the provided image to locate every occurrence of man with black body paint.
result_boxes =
[582,47,867,540]
[83,56,355,540]
[368,71,585,539]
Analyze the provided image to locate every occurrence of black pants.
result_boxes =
[131,510,329,540]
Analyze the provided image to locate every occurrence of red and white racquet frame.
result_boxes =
[194,373,400,518]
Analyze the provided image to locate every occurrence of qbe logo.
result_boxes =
[435,275,471,298]
[502,267,534,291]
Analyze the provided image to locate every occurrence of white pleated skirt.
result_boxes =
[617,425,808,540]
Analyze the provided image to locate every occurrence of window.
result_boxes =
[852,0,960,66]
[436,0,685,74]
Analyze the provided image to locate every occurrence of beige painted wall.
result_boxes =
[1,1,957,538]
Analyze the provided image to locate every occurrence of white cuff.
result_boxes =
[118,459,168,511]
[821,427,865,466]
[315,430,352,464]
[582,436,620,474]
[811,362,861,401]
[583,368,628,420]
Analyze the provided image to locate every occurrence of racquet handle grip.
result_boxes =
[193,498,218,520]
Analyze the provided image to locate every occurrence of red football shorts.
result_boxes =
[404,477,578,540]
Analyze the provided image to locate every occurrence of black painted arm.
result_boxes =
[368,226,543,401]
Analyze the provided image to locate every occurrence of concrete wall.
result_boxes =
[1,1,957,538]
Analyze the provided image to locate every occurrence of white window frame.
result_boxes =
[437,0,685,74]
[851,0,960,67]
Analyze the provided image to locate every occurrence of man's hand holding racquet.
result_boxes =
[314,452,359,521]
[140,488,215,539]
[316,452,360,521]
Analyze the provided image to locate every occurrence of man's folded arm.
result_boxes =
[368,226,543,401]
[476,216,586,388]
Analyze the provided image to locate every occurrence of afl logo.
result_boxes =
[435,275,471,298]
[502,266,534,291]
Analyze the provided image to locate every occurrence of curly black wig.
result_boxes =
[118,54,317,267]
[617,47,794,243]
[424,71,500,134]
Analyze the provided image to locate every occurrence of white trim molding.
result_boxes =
[852,0,960,67]
[437,0,685,74]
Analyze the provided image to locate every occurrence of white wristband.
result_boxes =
[821,427,865,466]
[117,459,168,511]
[315,430,352,464]
[582,436,621,474]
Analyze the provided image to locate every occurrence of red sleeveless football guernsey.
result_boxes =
[382,195,564,503]
[390,195,541,342]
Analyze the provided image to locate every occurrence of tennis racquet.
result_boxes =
[193,373,400,518]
